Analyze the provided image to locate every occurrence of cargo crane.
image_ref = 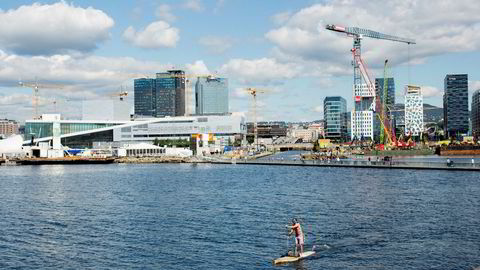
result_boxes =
[326,24,415,143]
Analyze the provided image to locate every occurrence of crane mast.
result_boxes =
[326,24,415,142]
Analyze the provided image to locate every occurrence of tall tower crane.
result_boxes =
[19,80,64,119]
[326,24,415,142]
[245,87,267,151]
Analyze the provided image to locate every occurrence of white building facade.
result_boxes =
[404,85,424,136]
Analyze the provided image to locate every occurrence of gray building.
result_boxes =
[324,96,347,141]
[155,70,186,117]
[443,74,469,137]
[134,70,186,118]
[472,89,480,139]
[195,76,228,115]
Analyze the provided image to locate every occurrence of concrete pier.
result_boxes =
[211,159,480,171]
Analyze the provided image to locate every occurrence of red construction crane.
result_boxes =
[326,24,415,142]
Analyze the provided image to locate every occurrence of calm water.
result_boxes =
[1,163,479,269]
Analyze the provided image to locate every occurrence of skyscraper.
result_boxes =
[375,77,395,140]
[134,70,186,118]
[443,74,469,137]
[134,78,156,117]
[324,96,347,141]
[375,78,395,112]
[472,89,480,139]
[156,70,186,117]
[195,76,228,115]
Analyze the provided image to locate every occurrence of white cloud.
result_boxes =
[220,57,301,84]
[155,4,176,22]
[271,11,291,25]
[0,49,173,120]
[0,93,31,105]
[199,36,234,54]
[183,0,205,12]
[185,60,211,75]
[469,80,480,92]
[421,86,443,98]
[123,21,179,48]
[0,2,114,55]
[266,0,480,70]
[312,105,323,113]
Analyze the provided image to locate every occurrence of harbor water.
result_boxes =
[1,163,479,269]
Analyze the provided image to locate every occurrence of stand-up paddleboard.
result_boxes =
[273,251,315,264]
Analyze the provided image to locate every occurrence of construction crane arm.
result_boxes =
[326,24,416,44]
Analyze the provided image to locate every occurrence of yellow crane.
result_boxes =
[245,87,269,151]
[18,79,64,119]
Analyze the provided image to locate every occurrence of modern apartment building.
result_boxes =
[195,76,228,115]
[443,74,469,137]
[404,85,424,136]
[0,119,19,138]
[324,96,347,141]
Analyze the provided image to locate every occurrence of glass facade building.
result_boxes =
[324,96,347,141]
[443,74,469,137]
[195,76,228,115]
[472,89,480,139]
[24,115,246,149]
[375,78,395,111]
[374,77,395,140]
[134,78,156,117]
[134,70,186,118]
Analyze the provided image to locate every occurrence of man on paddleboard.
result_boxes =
[287,218,304,257]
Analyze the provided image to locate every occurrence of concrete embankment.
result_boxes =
[15,157,115,165]
[115,156,202,163]
[211,159,480,171]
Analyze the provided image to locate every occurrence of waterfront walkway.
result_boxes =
[212,158,480,171]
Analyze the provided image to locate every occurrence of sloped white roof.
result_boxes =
[0,135,23,154]
[124,143,163,150]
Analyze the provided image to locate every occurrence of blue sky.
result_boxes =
[0,0,479,122]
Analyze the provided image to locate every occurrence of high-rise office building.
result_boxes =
[375,77,395,140]
[134,70,186,118]
[156,70,186,117]
[324,96,347,141]
[472,89,480,139]
[375,78,395,111]
[134,78,156,117]
[195,76,228,115]
[443,74,469,137]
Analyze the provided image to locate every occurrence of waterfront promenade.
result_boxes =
[212,157,480,171]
